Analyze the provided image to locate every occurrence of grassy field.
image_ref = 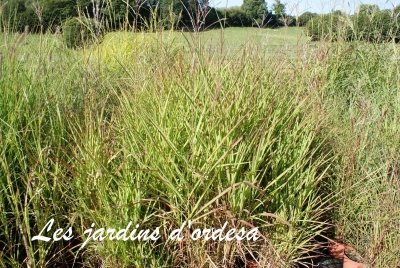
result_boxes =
[0,26,399,267]
[178,27,307,53]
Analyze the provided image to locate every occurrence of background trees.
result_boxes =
[41,0,89,27]
[357,4,380,15]
[159,0,192,29]
[241,0,268,26]
[271,0,294,26]
[0,0,271,31]
[1,0,39,32]
[297,12,317,26]
[1,0,399,42]
[272,0,285,18]
[220,7,250,27]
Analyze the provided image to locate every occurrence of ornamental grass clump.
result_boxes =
[85,31,178,72]
[2,21,399,267]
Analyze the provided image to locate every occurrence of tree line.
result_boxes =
[1,1,399,43]
[0,0,297,32]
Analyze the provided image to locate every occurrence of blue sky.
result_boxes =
[212,0,398,15]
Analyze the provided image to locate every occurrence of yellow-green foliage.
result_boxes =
[86,31,176,71]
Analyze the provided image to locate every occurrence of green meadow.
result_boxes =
[0,26,399,267]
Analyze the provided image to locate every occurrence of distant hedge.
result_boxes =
[62,17,95,49]
[305,7,400,42]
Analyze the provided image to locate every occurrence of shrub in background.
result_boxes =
[220,7,252,27]
[306,6,400,43]
[352,9,394,42]
[62,17,94,48]
[305,14,339,41]
[41,0,91,27]
[297,11,317,26]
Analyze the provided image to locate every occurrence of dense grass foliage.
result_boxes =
[316,42,400,267]
[305,7,400,42]
[0,27,399,267]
